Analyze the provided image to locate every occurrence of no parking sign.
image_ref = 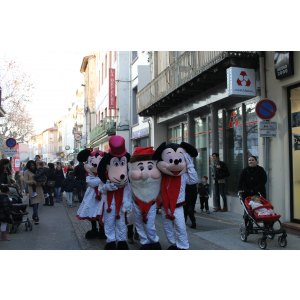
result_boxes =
[255,99,277,120]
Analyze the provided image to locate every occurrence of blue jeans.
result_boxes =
[32,203,39,219]
[55,187,61,202]
[76,180,87,202]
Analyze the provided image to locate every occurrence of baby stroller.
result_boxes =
[8,202,33,234]
[238,192,287,249]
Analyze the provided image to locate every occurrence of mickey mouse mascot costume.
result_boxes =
[76,149,106,239]
[153,142,198,250]
[98,136,132,250]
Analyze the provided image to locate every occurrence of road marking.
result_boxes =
[195,215,236,225]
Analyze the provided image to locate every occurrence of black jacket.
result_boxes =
[0,192,12,222]
[74,163,87,181]
[62,175,77,192]
[198,183,211,197]
[237,165,267,198]
[212,161,230,180]
[55,169,65,188]
[0,172,8,185]
[47,168,55,181]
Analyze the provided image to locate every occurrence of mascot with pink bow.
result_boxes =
[153,142,198,250]
[98,136,132,250]
[76,149,106,239]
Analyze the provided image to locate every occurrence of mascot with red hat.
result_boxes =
[76,149,106,239]
[98,136,132,250]
[153,142,198,250]
[128,147,162,250]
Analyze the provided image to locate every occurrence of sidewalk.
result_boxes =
[67,197,300,250]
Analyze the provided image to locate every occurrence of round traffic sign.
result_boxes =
[255,99,277,120]
[6,138,17,148]
[65,146,70,150]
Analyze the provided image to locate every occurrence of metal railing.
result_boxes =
[90,116,117,143]
[137,51,257,113]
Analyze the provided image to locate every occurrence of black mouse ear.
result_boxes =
[180,142,198,158]
[77,149,91,162]
[98,153,109,183]
[153,142,166,161]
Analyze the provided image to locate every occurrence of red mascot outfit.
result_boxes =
[76,149,106,239]
[153,142,198,250]
[128,147,162,250]
[98,136,132,250]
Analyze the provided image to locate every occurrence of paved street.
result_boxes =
[1,196,299,250]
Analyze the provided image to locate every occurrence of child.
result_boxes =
[62,171,77,208]
[198,176,211,214]
[32,161,49,199]
[249,195,275,217]
[0,185,12,241]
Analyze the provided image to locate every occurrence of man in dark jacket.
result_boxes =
[184,184,198,229]
[212,153,230,212]
[74,162,87,203]
[44,163,55,206]
[62,172,77,207]
[0,185,12,241]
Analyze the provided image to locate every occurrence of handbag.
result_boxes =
[47,181,55,188]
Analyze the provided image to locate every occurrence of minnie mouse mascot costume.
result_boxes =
[76,149,106,239]
[153,142,198,250]
[98,136,132,250]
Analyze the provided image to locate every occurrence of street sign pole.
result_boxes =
[265,122,270,201]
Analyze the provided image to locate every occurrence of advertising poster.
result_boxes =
[292,111,300,127]
[294,135,300,151]
[11,144,20,178]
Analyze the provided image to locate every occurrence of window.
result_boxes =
[195,118,207,181]
[102,63,104,85]
[114,51,117,62]
[183,123,188,142]
[168,125,182,145]
[105,108,107,118]
[132,51,138,62]
[246,103,259,161]
[105,54,107,78]
[218,110,223,161]
[109,51,112,69]
[99,71,100,91]
[226,107,243,193]
[132,87,138,125]
[101,112,103,120]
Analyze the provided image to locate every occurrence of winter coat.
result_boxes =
[55,169,65,188]
[34,167,48,182]
[66,168,73,177]
[0,172,9,185]
[212,160,230,183]
[198,183,211,197]
[74,163,86,181]
[47,167,56,181]
[62,175,77,192]
[185,184,198,203]
[0,192,12,222]
[24,170,46,205]
[16,175,26,191]
[237,165,267,198]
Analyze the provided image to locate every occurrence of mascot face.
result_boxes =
[106,155,129,188]
[153,142,198,177]
[84,152,104,174]
[129,160,161,181]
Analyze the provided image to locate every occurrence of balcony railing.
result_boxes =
[137,51,258,115]
[90,116,117,143]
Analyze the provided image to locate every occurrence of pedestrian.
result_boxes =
[198,176,211,214]
[31,161,49,199]
[66,164,73,176]
[24,160,45,225]
[74,161,87,203]
[45,163,55,206]
[62,171,76,207]
[63,164,67,176]
[14,170,26,193]
[184,183,197,229]
[35,155,41,162]
[212,153,230,212]
[0,159,10,185]
[54,164,64,203]
[237,156,267,200]
[0,185,12,241]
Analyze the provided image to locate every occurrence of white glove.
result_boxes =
[103,180,118,193]
[184,153,194,168]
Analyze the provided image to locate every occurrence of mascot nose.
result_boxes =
[174,159,179,165]
[120,174,125,180]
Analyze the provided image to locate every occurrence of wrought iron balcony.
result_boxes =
[137,51,258,116]
[90,116,117,143]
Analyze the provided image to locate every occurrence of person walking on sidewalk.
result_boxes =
[45,163,55,206]
[24,160,45,225]
[62,171,77,208]
[74,161,87,203]
[212,153,230,212]
[54,164,64,203]
[198,176,211,214]
[0,185,12,241]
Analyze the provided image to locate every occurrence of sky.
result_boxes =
[2,51,87,133]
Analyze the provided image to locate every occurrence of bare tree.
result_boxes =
[0,54,35,153]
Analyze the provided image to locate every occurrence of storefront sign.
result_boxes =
[274,51,294,80]
[132,128,149,139]
[227,67,256,97]
[109,68,116,109]
[256,99,277,120]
